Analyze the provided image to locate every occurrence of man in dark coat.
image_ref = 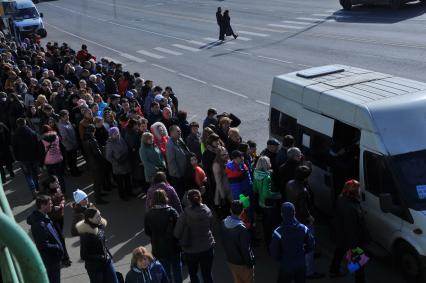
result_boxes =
[27,195,64,283]
[270,202,315,283]
[221,200,255,282]
[216,7,225,40]
[12,118,42,198]
[82,124,108,204]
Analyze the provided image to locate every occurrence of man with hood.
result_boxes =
[27,195,64,283]
[221,200,255,283]
[270,202,315,283]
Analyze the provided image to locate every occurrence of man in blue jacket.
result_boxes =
[270,202,315,283]
[27,195,64,283]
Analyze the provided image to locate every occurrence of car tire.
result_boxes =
[391,0,401,10]
[340,0,352,10]
[395,242,425,282]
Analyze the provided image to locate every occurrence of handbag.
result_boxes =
[346,247,369,273]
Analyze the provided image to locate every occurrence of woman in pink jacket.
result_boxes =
[41,125,66,192]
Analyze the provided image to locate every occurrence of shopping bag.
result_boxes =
[346,247,370,273]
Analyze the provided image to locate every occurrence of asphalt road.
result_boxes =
[9,0,426,281]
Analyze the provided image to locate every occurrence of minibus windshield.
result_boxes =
[14,7,38,20]
[391,149,426,211]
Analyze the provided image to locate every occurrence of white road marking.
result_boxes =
[204,37,236,45]
[187,40,208,45]
[326,10,336,12]
[257,55,293,64]
[236,36,251,41]
[296,17,326,22]
[211,84,248,99]
[120,53,146,63]
[136,50,165,59]
[238,31,269,37]
[312,13,331,17]
[151,63,176,73]
[172,44,200,52]
[281,20,312,25]
[268,24,304,29]
[178,73,207,84]
[154,47,183,55]
[255,100,270,106]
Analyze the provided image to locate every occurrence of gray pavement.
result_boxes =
[8,0,426,281]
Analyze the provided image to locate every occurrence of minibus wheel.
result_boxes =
[395,242,424,282]
[391,0,401,9]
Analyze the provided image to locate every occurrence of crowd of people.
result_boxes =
[0,33,369,283]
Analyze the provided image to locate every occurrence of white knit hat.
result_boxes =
[73,189,88,204]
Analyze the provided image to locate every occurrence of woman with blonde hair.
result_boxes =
[253,155,281,247]
[150,121,169,157]
[125,246,169,283]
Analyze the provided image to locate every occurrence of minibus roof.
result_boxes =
[271,65,426,154]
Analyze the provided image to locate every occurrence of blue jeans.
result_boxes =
[20,161,39,192]
[87,260,119,283]
[159,254,183,283]
[185,248,214,283]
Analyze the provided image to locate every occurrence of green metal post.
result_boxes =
[0,213,49,283]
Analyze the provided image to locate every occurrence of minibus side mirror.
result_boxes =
[39,13,44,18]
[379,193,403,214]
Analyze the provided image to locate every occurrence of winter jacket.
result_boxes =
[48,190,65,222]
[0,123,13,166]
[57,120,78,151]
[26,210,64,267]
[125,262,169,283]
[83,135,107,173]
[12,125,41,162]
[139,143,165,183]
[75,218,113,271]
[166,138,188,178]
[41,132,63,165]
[270,203,314,274]
[78,117,93,141]
[285,180,313,225]
[105,137,132,175]
[174,204,215,254]
[278,159,301,195]
[225,161,252,200]
[144,205,180,259]
[212,161,232,206]
[146,182,182,214]
[333,195,370,249]
[186,133,202,162]
[252,169,281,208]
[70,203,91,237]
[104,76,118,96]
[220,215,255,267]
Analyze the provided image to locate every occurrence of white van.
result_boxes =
[13,0,46,38]
[339,0,425,10]
[270,65,426,282]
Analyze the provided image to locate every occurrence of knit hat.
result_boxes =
[109,127,120,136]
[154,94,164,102]
[125,90,134,99]
[281,202,297,225]
[73,189,88,204]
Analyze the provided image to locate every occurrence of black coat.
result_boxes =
[12,125,42,162]
[333,195,370,249]
[76,219,112,271]
[220,216,255,267]
[26,210,64,267]
[144,206,180,259]
[0,123,13,166]
[82,135,106,173]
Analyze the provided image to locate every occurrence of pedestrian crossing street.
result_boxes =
[113,10,350,64]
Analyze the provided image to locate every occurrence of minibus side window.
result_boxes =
[270,108,297,138]
[298,126,331,170]
[364,151,400,205]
